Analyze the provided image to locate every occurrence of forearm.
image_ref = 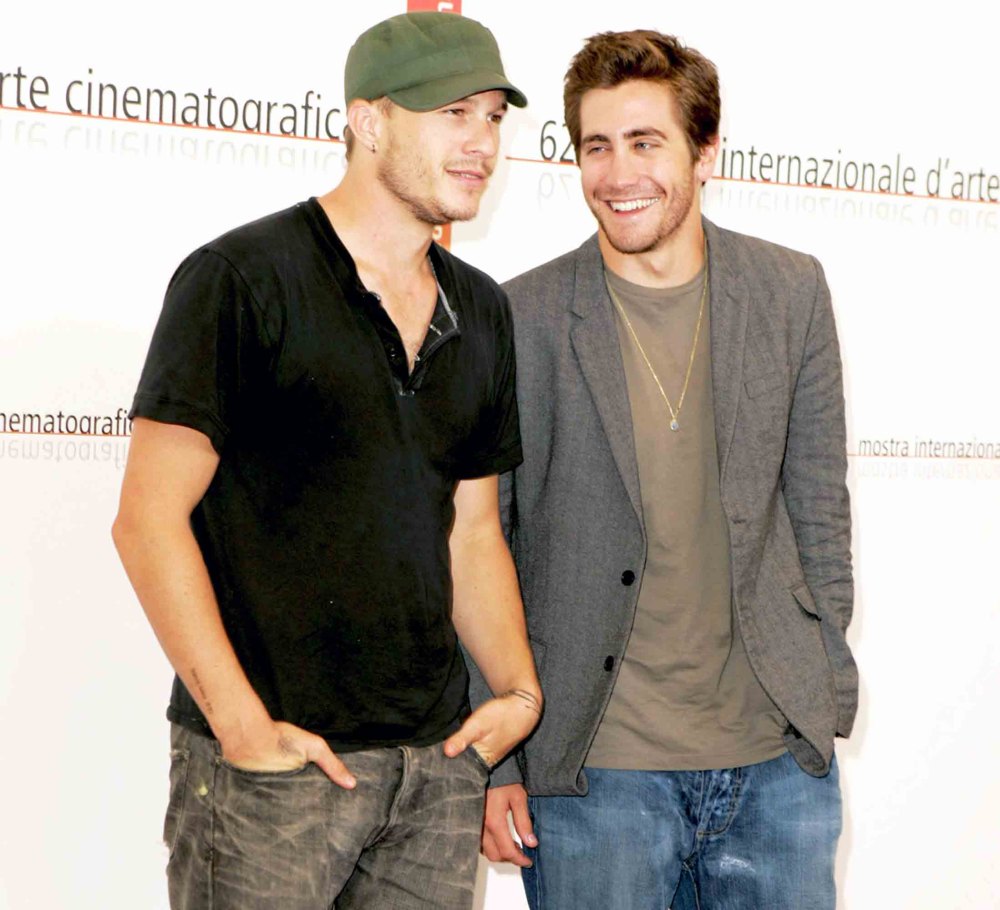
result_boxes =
[113,508,270,751]
[781,260,857,734]
[450,526,540,706]
[783,258,853,631]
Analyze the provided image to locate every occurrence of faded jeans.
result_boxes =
[165,723,489,910]
[522,751,841,910]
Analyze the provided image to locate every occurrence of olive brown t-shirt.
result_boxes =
[585,266,786,771]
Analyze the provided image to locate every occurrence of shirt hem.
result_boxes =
[130,394,229,454]
[584,741,789,772]
[166,706,463,753]
[453,443,523,480]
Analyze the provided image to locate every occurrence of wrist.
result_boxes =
[212,704,274,756]
[498,686,543,715]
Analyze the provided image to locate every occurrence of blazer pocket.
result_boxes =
[791,583,821,619]
[744,370,787,399]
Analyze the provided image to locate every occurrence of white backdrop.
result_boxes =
[2,1,999,908]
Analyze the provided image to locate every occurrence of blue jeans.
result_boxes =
[522,751,841,910]
[165,723,489,909]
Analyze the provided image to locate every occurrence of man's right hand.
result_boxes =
[221,720,357,789]
[481,782,536,867]
[113,420,357,793]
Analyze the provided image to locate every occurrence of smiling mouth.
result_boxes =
[447,168,489,183]
[607,197,659,213]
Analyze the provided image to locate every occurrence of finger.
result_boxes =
[443,731,468,758]
[308,741,357,789]
[509,789,537,848]
[484,814,531,867]
[481,828,502,863]
[484,788,532,867]
[443,714,485,758]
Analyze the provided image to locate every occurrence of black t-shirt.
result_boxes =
[131,198,522,750]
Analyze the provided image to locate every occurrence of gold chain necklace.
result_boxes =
[606,261,708,432]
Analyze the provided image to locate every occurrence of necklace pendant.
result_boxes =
[670,419,680,431]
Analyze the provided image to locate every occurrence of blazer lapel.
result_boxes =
[569,236,643,523]
[705,219,750,483]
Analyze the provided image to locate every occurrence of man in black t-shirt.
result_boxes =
[112,13,541,910]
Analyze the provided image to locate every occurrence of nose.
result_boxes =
[605,149,639,187]
[464,115,500,160]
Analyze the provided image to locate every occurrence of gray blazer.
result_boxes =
[469,219,857,795]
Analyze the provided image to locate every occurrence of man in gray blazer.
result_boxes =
[473,29,857,910]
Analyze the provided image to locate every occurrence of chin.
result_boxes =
[411,187,479,226]
[448,208,481,224]
[438,201,482,224]
[602,225,662,256]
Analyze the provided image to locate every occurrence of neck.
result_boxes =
[317,166,435,283]
[599,214,706,289]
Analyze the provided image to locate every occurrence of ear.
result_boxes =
[695,135,720,184]
[346,99,383,151]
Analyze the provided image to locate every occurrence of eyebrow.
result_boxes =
[460,93,507,105]
[450,97,508,115]
[581,126,668,145]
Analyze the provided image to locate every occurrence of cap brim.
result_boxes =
[387,70,528,111]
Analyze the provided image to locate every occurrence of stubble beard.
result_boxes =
[377,139,486,226]
[591,172,697,256]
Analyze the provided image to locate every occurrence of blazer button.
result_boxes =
[603,656,614,672]
[621,570,636,586]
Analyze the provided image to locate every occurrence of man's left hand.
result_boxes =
[443,689,542,767]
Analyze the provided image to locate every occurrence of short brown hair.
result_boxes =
[564,30,720,160]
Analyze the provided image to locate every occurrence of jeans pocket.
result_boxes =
[216,756,314,780]
[467,745,493,776]
[163,747,191,859]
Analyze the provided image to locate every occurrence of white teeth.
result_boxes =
[608,198,658,212]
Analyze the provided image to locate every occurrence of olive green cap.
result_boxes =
[345,12,527,111]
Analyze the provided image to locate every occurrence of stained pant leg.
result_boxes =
[521,767,699,910]
[165,724,401,910]
[336,743,489,910]
[685,752,842,910]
